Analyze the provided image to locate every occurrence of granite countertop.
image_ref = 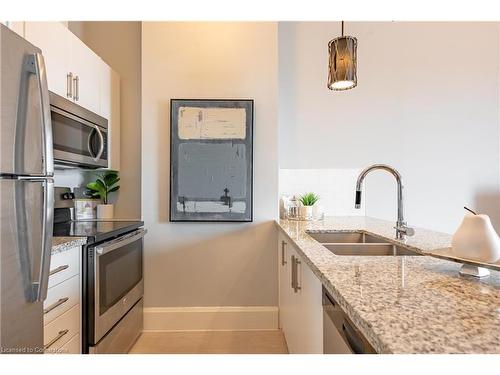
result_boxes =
[276,216,500,354]
[52,237,86,255]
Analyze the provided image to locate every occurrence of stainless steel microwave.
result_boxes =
[49,91,108,168]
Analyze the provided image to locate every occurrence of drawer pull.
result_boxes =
[44,329,69,351]
[49,265,69,276]
[44,297,69,314]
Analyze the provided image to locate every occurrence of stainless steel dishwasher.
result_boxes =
[323,287,376,354]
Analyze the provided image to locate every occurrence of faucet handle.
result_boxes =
[394,224,415,237]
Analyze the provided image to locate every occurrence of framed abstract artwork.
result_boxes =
[170,99,254,222]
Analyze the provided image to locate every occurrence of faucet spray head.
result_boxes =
[355,190,362,209]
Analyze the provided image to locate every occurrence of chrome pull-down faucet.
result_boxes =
[355,164,414,240]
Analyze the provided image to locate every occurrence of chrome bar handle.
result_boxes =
[36,179,54,301]
[66,72,73,98]
[73,75,79,101]
[44,329,69,351]
[294,257,302,293]
[49,264,69,277]
[44,297,69,314]
[32,53,54,176]
[95,229,147,256]
[291,255,296,291]
[281,241,287,266]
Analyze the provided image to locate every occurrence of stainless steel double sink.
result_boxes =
[307,231,422,256]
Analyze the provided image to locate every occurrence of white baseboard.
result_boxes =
[143,306,279,332]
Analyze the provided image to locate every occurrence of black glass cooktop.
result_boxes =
[53,220,144,243]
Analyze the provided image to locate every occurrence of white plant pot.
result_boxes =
[299,206,313,221]
[97,204,114,219]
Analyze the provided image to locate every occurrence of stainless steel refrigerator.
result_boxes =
[0,24,54,353]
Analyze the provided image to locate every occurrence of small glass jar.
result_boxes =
[287,196,300,220]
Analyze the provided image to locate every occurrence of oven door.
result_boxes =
[51,106,108,168]
[93,229,146,344]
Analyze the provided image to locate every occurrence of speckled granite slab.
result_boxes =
[52,237,86,255]
[276,216,500,354]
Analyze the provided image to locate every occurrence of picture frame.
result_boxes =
[169,99,254,222]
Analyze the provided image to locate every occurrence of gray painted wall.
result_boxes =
[141,22,279,307]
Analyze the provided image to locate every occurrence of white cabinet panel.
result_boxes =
[24,22,71,99]
[100,65,120,170]
[48,245,80,288]
[295,252,323,353]
[57,333,80,354]
[43,304,80,353]
[278,233,292,339]
[68,31,102,114]
[44,275,80,325]
[278,233,323,354]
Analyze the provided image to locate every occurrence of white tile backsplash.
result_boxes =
[279,169,366,216]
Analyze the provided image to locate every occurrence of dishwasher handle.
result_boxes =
[342,320,364,354]
[322,287,376,354]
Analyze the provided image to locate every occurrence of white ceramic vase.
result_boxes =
[97,204,114,220]
[451,213,500,263]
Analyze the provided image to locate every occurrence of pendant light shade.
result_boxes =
[328,22,357,91]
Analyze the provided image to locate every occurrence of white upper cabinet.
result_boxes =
[67,30,102,114]
[101,65,120,171]
[24,22,72,99]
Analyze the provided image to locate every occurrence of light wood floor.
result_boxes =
[129,330,288,354]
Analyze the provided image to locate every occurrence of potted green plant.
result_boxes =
[298,192,319,220]
[86,170,120,219]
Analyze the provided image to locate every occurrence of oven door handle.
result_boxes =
[95,229,147,256]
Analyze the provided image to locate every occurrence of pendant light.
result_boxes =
[327,21,357,91]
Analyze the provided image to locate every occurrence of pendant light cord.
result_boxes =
[341,21,344,36]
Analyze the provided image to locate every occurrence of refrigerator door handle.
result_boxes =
[36,179,54,301]
[31,53,54,176]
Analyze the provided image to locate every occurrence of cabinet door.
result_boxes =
[278,237,323,354]
[68,31,102,114]
[24,22,71,99]
[283,244,302,354]
[100,64,120,170]
[295,252,323,353]
[278,233,292,338]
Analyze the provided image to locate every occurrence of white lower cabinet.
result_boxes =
[44,245,81,354]
[278,232,323,354]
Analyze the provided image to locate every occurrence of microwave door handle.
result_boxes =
[87,127,98,161]
[95,229,147,256]
[32,53,54,176]
[94,126,105,161]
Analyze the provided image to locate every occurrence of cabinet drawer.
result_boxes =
[54,333,80,355]
[44,275,79,325]
[49,246,80,288]
[44,304,80,353]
